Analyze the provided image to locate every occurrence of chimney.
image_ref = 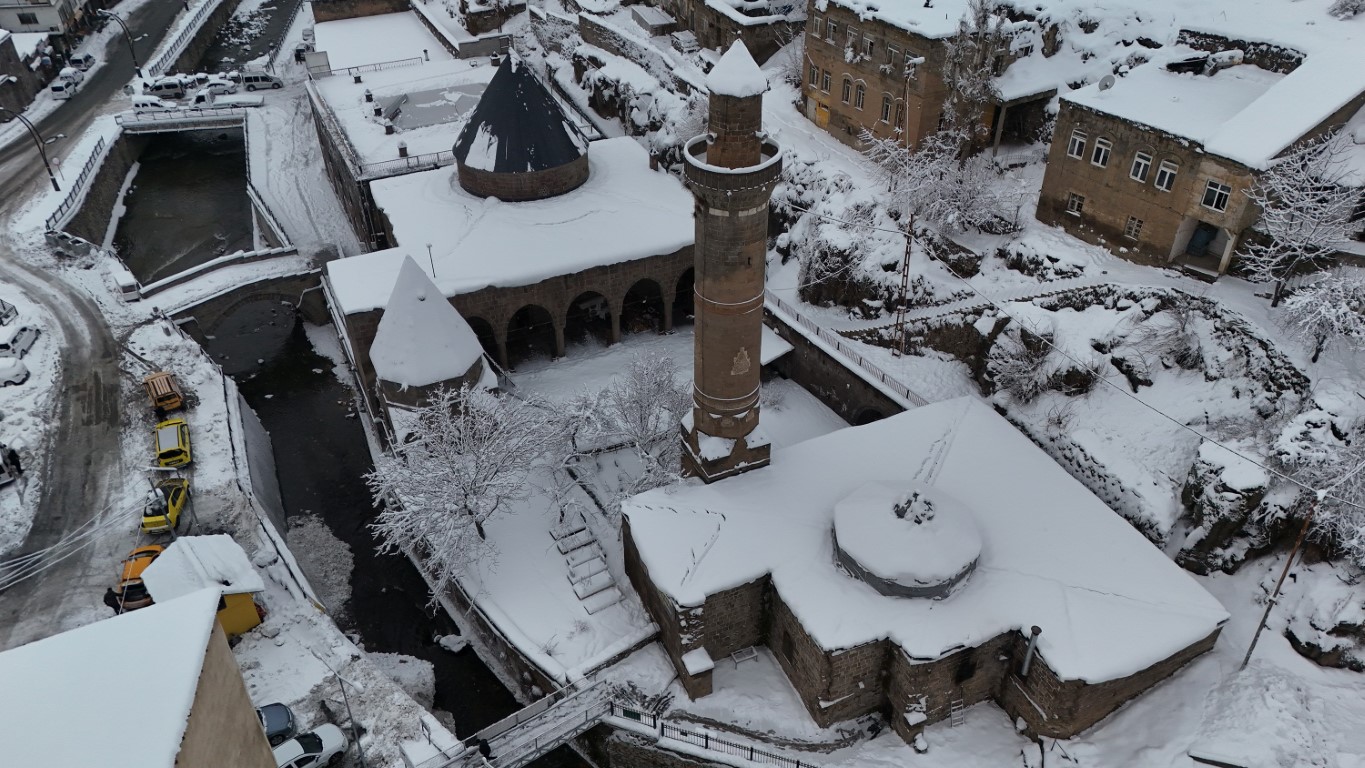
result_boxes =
[385,123,395,135]
[398,141,408,158]
[364,88,373,102]
[1020,626,1042,678]
[373,105,383,117]
[353,73,362,84]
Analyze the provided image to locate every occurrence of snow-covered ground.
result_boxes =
[0,282,61,555]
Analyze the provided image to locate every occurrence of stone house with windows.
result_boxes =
[1038,35,1365,277]
[800,0,1052,150]
[647,0,802,63]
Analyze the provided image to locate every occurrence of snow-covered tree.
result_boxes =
[1328,0,1365,20]
[940,0,1006,150]
[367,386,565,590]
[862,130,1019,232]
[1278,269,1365,362]
[1241,131,1356,306]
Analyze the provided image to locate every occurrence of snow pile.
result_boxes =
[371,256,484,388]
[1277,562,1365,671]
[0,589,222,768]
[368,652,437,708]
[833,483,981,595]
[1191,661,1338,766]
[285,514,355,617]
[706,41,768,98]
[626,397,1229,683]
[143,534,267,602]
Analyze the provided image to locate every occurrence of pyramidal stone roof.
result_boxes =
[453,56,588,174]
[372,256,484,388]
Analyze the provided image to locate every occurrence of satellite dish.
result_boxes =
[1098,74,1116,91]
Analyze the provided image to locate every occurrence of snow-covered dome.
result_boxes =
[451,55,589,201]
[833,483,981,599]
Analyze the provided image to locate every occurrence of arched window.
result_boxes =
[841,78,852,104]
[880,94,892,122]
[854,82,866,110]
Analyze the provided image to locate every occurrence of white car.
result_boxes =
[0,359,29,386]
[0,326,38,358]
[203,77,238,95]
[273,724,347,768]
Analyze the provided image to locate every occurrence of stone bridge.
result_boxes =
[167,270,330,345]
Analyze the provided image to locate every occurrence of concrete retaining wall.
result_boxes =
[63,133,150,244]
[764,310,906,425]
[171,0,242,74]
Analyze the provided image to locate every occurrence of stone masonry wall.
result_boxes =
[764,308,904,425]
[63,133,151,243]
[888,633,1012,741]
[311,0,411,23]
[457,154,589,201]
[604,731,725,768]
[623,518,711,697]
[170,0,240,75]
[767,589,886,727]
[700,576,768,659]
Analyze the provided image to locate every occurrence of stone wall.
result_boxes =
[623,517,711,697]
[700,577,767,658]
[171,271,328,343]
[604,731,726,768]
[170,0,241,75]
[63,132,151,243]
[579,13,692,94]
[0,35,42,115]
[887,633,1012,741]
[311,0,411,23]
[308,89,380,248]
[176,623,276,768]
[767,590,885,726]
[764,309,904,425]
[457,155,589,201]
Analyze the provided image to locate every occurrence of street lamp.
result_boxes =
[0,83,61,192]
[97,10,143,78]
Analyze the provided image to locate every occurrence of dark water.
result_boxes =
[197,0,304,72]
[206,308,581,764]
[113,130,253,284]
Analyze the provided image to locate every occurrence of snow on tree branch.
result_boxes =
[1241,131,1356,305]
[1278,268,1365,363]
[366,386,566,593]
[941,0,1006,148]
[861,129,1022,233]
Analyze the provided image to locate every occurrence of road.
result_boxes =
[0,0,187,650]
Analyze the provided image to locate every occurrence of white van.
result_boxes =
[143,77,187,100]
[0,326,40,359]
[132,95,178,114]
[50,79,78,100]
[58,66,84,84]
[238,72,282,91]
[70,53,97,71]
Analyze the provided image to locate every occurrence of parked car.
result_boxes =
[202,76,238,95]
[108,545,165,613]
[273,724,347,768]
[153,417,192,468]
[141,477,190,534]
[132,95,179,114]
[256,703,297,747]
[0,359,29,387]
[238,71,282,91]
[50,78,80,100]
[142,76,187,100]
[0,325,39,358]
[143,371,185,414]
[70,52,96,71]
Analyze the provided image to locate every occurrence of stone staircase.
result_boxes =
[551,516,622,614]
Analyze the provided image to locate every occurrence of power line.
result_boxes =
[781,201,1365,513]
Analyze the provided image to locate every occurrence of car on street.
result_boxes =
[70,53,97,71]
[154,418,192,467]
[0,325,39,358]
[256,702,297,747]
[132,95,180,114]
[203,76,238,95]
[141,477,190,534]
[0,359,29,387]
[273,723,348,768]
[108,545,165,612]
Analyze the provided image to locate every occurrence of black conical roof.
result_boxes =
[453,57,587,174]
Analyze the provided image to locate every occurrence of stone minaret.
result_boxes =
[681,42,782,483]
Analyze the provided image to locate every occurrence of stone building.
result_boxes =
[680,41,782,482]
[325,56,694,418]
[643,0,802,63]
[0,588,276,768]
[800,0,1051,150]
[624,398,1229,745]
[1038,38,1365,276]
[0,31,42,117]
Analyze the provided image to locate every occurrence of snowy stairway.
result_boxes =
[551,515,624,614]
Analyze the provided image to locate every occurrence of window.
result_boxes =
[1202,179,1232,212]
[894,102,904,126]
[809,64,818,86]
[1155,160,1178,191]
[1066,192,1085,215]
[826,21,837,41]
[864,38,875,58]
[887,45,900,69]
[1090,137,1112,168]
[1124,216,1144,239]
[1066,130,1087,159]
[1129,151,1151,183]
[854,83,865,109]
[17,12,38,23]
[811,16,822,37]
[821,70,831,92]
[847,28,858,48]
[880,94,891,122]
[1017,43,1034,57]
[841,78,852,103]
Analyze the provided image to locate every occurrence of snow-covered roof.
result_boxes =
[706,41,768,98]
[624,398,1229,683]
[372,256,485,387]
[759,324,792,364]
[143,534,266,602]
[1064,52,1285,149]
[327,137,693,313]
[452,56,587,173]
[313,11,454,71]
[1342,104,1365,187]
[0,588,222,768]
[9,32,51,57]
[312,56,495,169]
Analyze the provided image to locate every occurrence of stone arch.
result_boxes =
[200,292,300,336]
[564,290,615,349]
[464,315,500,364]
[853,407,886,426]
[505,304,559,366]
[672,268,695,329]
[621,278,665,336]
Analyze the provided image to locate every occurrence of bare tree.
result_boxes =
[367,386,564,591]
[940,0,1006,151]
[1278,269,1365,362]
[1241,131,1356,306]
[862,129,1016,232]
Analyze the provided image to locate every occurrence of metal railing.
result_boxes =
[306,83,363,173]
[263,0,307,71]
[362,149,455,179]
[610,702,820,768]
[764,290,929,407]
[146,0,226,77]
[45,136,106,232]
[312,56,424,79]
[114,108,247,133]
[246,181,290,245]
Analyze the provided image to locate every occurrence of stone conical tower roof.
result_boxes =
[372,257,483,389]
[453,56,588,175]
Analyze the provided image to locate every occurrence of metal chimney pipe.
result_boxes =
[398,141,408,158]
[1020,626,1042,678]
[364,88,373,102]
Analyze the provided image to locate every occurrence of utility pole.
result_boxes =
[1240,492,1322,670]
[892,216,914,357]
[310,652,370,768]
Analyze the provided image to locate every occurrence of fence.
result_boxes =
[765,291,929,407]
[610,703,820,768]
[246,181,290,245]
[146,0,227,76]
[263,0,307,71]
[114,108,248,134]
[362,149,455,179]
[311,56,424,79]
[45,136,106,232]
